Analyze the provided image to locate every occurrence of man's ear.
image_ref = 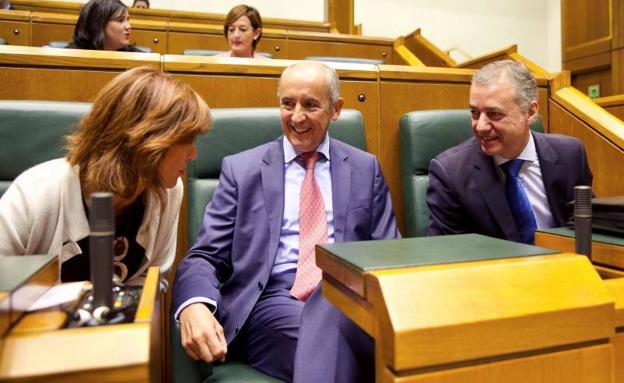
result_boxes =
[527,100,539,124]
[331,98,345,121]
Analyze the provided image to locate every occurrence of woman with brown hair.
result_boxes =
[218,4,264,58]
[68,0,142,52]
[0,66,211,287]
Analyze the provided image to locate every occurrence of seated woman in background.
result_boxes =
[218,4,264,58]
[68,0,142,52]
[132,0,149,9]
[0,66,211,287]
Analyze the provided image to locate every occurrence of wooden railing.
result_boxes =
[595,94,624,122]
[549,72,624,197]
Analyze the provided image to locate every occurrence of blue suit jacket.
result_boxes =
[173,137,399,343]
[427,132,593,241]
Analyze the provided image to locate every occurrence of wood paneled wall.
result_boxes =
[561,0,624,97]
[595,94,624,121]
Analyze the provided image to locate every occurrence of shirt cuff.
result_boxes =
[174,296,218,321]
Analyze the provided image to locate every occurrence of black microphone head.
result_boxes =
[89,192,114,232]
[574,185,592,217]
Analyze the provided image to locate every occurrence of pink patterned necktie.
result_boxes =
[291,152,328,301]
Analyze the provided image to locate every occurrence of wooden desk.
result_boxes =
[536,227,624,272]
[536,227,624,382]
[0,267,161,383]
[318,234,616,382]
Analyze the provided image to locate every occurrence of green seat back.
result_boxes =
[399,109,544,237]
[187,107,366,245]
[0,100,91,197]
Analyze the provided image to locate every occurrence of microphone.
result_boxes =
[89,192,115,313]
[574,185,592,258]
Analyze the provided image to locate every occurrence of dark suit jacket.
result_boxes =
[173,137,399,343]
[426,132,593,241]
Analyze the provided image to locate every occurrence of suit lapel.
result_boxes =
[534,132,567,225]
[329,139,350,243]
[471,148,522,242]
[261,139,286,263]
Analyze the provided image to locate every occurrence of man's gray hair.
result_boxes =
[277,61,341,107]
[471,60,537,110]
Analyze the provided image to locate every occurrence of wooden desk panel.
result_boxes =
[31,22,73,47]
[0,20,29,46]
[167,31,229,55]
[0,67,120,101]
[287,39,392,63]
[132,29,167,54]
[0,268,161,383]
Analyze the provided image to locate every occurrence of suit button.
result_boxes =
[257,281,263,291]
[235,326,239,334]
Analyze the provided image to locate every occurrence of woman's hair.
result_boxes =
[223,4,263,50]
[72,0,127,50]
[132,0,150,8]
[66,66,211,201]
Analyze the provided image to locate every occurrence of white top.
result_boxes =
[0,158,183,287]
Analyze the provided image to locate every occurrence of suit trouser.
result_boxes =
[293,284,375,383]
[230,270,303,382]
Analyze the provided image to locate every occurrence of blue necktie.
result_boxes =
[502,159,537,244]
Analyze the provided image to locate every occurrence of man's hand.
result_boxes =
[179,303,227,362]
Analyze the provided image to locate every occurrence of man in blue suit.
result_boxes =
[173,61,399,382]
[427,60,592,242]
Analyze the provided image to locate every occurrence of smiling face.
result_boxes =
[469,77,538,159]
[279,64,344,153]
[104,8,131,51]
[159,142,198,188]
[227,15,260,58]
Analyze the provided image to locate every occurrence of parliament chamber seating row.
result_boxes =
[1,37,624,381]
[0,8,400,64]
[2,98,624,383]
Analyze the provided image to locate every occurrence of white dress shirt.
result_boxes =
[273,134,335,275]
[494,133,555,229]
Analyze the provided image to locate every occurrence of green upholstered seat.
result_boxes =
[183,49,272,58]
[174,107,366,383]
[305,56,384,65]
[399,109,544,238]
[0,100,91,197]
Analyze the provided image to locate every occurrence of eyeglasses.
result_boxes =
[112,236,129,283]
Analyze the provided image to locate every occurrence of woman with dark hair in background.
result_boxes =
[218,4,264,58]
[0,66,211,287]
[68,0,142,52]
[132,0,149,9]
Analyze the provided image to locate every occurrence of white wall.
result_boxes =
[355,0,561,72]
[59,0,561,72]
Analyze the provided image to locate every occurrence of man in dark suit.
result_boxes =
[427,60,592,243]
[173,61,399,382]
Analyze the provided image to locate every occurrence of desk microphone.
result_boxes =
[574,185,592,258]
[89,192,114,313]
